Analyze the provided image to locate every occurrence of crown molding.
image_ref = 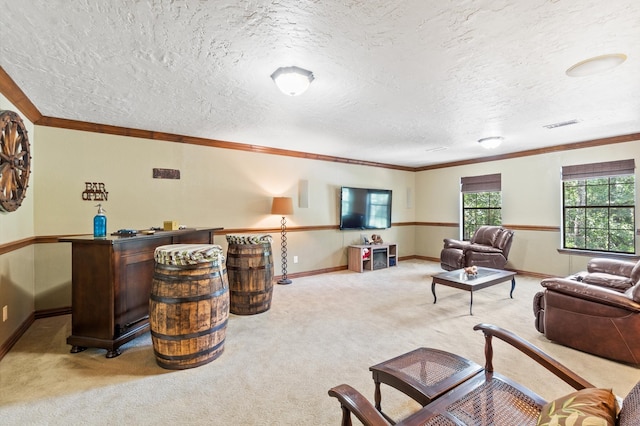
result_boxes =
[1,66,638,172]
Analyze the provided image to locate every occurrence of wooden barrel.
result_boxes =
[149,244,229,370]
[226,235,274,315]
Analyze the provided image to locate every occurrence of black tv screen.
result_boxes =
[340,186,392,230]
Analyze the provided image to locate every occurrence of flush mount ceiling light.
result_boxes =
[566,53,627,77]
[270,66,314,96]
[477,136,503,149]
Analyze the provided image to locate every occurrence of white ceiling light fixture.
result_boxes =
[477,136,503,149]
[566,53,627,77]
[270,66,315,96]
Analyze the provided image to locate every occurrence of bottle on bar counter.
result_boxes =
[93,204,107,238]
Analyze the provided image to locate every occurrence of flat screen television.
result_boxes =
[339,186,392,230]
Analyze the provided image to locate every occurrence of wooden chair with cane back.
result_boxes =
[329,324,640,425]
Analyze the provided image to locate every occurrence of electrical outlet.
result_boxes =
[2,305,7,322]
[293,256,298,264]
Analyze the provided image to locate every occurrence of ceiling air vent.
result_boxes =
[424,146,448,153]
[543,119,580,129]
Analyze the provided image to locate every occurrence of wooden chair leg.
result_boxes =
[328,384,389,426]
[340,404,353,426]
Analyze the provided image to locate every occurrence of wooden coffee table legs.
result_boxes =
[431,276,516,315]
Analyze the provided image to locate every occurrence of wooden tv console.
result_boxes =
[348,243,397,273]
[59,227,222,358]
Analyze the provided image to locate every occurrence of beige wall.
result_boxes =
[3,88,640,348]
[33,127,417,234]
[32,126,417,310]
[0,94,36,342]
[416,141,640,277]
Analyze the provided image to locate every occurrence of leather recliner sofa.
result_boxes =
[534,258,640,365]
[440,225,514,271]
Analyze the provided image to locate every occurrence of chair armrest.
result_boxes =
[541,278,640,312]
[328,384,389,426]
[443,239,469,250]
[464,244,503,254]
[581,273,633,292]
[473,323,594,390]
[587,258,636,277]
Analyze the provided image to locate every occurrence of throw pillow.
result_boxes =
[537,388,617,426]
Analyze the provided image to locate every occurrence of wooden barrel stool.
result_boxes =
[225,234,274,315]
[150,244,229,370]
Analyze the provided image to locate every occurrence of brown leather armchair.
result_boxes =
[440,225,514,271]
[534,258,640,365]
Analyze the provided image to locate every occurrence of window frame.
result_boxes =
[460,173,502,240]
[561,159,636,254]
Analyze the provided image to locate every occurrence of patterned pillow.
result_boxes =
[537,388,617,426]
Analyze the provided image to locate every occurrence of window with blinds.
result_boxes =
[461,173,502,240]
[562,159,636,253]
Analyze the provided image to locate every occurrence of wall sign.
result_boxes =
[153,168,180,179]
[82,182,109,201]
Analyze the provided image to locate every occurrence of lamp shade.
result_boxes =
[271,197,293,215]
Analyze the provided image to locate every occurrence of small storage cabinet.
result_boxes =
[348,243,397,273]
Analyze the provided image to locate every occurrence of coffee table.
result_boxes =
[431,267,517,315]
[369,347,483,423]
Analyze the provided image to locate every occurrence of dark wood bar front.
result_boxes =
[60,227,223,358]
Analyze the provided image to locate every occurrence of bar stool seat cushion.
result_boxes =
[226,234,273,245]
[154,244,224,266]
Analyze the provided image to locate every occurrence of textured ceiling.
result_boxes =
[2,0,640,167]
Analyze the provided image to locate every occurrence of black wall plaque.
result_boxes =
[153,168,180,179]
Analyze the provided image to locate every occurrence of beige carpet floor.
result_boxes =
[0,260,638,425]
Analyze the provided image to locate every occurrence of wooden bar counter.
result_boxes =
[59,227,223,358]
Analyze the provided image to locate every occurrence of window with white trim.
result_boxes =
[562,159,636,254]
